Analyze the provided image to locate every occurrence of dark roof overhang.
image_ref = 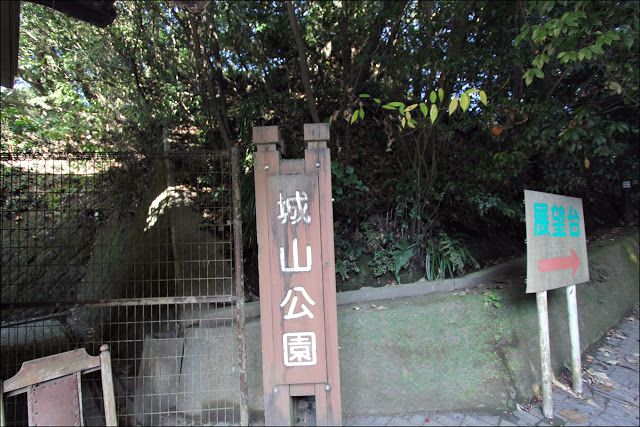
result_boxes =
[0,1,116,89]
[29,1,116,28]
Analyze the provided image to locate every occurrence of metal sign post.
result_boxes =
[524,190,590,418]
[253,124,342,426]
[566,285,582,394]
[536,290,553,418]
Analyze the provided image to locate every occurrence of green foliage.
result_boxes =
[516,1,635,88]
[334,235,362,281]
[331,159,370,229]
[1,2,154,152]
[483,292,502,309]
[390,239,416,284]
[332,161,368,198]
[332,161,370,282]
[361,229,416,284]
[1,0,637,295]
[362,220,396,280]
[1,83,110,152]
[353,87,488,128]
[425,232,479,281]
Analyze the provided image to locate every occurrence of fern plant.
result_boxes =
[391,239,416,284]
[425,231,479,281]
[360,221,417,284]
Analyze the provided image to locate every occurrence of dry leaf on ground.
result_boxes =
[559,409,588,423]
[589,371,610,381]
[586,369,615,389]
[596,382,614,392]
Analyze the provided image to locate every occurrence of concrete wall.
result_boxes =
[70,157,174,342]
[141,230,638,418]
[242,230,639,416]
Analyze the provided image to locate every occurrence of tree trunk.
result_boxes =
[351,1,407,94]
[286,1,320,123]
[512,0,524,100]
[206,15,234,143]
[440,1,473,99]
[186,13,233,149]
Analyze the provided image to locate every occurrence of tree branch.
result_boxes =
[286,0,320,123]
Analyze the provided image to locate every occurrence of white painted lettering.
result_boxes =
[283,332,317,366]
[276,191,311,225]
[280,286,316,320]
[280,238,312,272]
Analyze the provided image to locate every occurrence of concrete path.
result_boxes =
[342,305,639,427]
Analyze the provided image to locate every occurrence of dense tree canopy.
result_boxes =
[1,0,638,285]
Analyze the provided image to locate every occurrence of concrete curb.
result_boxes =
[234,257,525,321]
[336,257,524,306]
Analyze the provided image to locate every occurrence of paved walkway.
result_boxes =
[343,305,640,426]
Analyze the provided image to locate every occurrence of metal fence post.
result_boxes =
[231,145,249,426]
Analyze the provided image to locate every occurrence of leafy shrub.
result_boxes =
[425,231,479,281]
[389,239,417,284]
[332,161,369,282]
[331,160,369,222]
[360,218,417,284]
[361,219,395,280]
[334,235,362,281]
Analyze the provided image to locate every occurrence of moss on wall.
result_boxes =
[242,229,639,415]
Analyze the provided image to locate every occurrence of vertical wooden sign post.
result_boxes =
[525,190,590,419]
[253,124,342,426]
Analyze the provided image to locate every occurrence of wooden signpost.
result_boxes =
[253,124,342,426]
[524,190,590,419]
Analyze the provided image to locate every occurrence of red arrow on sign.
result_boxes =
[538,249,580,275]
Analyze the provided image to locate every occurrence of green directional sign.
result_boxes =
[524,190,590,293]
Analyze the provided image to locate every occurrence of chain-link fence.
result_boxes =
[1,149,246,426]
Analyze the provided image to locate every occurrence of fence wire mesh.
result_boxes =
[1,150,242,426]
